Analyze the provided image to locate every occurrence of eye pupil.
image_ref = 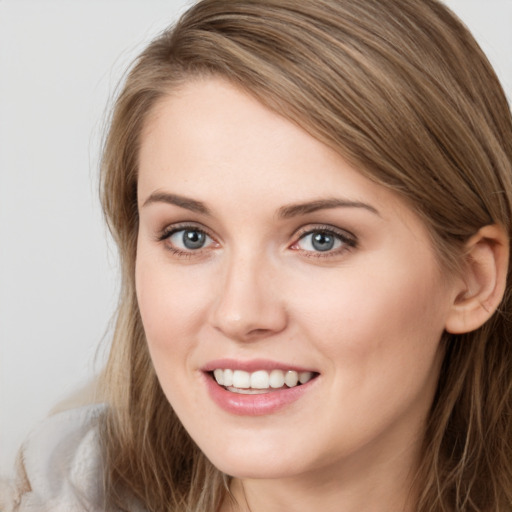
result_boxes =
[312,232,334,252]
[183,230,206,249]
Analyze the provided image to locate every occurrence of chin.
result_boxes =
[196,432,318,480]
[212,457,300,480]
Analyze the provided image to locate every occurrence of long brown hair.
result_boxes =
[99,1,512,510]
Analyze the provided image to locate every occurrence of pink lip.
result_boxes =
[201,361,319,416]
[201,358,316,373]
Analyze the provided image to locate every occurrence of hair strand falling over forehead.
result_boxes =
[98,1,512,510]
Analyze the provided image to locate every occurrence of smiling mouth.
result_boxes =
[211,369,318,394]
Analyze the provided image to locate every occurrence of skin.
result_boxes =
[135,77,465,512]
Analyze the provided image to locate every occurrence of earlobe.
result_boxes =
[445,224,509,334]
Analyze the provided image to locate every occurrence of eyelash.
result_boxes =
[157,223,357,259]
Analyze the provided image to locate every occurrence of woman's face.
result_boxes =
[136,78,459,481]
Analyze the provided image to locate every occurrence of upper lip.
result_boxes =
[201,358,318,373]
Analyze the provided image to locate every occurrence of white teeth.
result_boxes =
[269,369,285,388]
[213,369,224,386]
[224,369,233,387]
[285,370,299,387]
[250,370,269,389]
[299,371,314,384]
[212,368,315,390]
[232,370,251,389]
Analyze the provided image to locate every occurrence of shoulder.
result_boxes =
[9,404,108,512]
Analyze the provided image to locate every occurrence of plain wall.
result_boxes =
[1,0,511,476]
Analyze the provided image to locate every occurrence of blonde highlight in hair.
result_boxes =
[99,1,512,510]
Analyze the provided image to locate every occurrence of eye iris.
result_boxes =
[183,230,206,249]
[312,232,335,251]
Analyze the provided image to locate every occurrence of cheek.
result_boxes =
[135,253,212,408]
[287,263,448,457]
[294,257,448,387]
[135,254,211,346]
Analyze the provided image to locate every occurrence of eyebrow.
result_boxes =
[142,192,211,215]
[277,198,379,218]
[142,192,379,218]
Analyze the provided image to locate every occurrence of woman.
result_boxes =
[7,0,512,511]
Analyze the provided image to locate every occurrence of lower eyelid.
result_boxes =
[165,246,197,258]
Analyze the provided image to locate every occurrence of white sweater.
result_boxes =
[1,404,110,512]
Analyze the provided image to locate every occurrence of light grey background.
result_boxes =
[1,0,511,475]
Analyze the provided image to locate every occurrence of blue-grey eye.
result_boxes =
[297,230,343,252]
[183,230,206,249]
[169,229,212,250]
[312,232,335,251]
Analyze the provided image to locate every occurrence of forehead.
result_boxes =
[138,78,385,206]
[139,78,337,180]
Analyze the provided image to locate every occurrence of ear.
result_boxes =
[445,224,509,334]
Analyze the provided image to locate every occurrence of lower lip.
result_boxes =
[203,373,318,416]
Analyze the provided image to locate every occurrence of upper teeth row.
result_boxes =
[213,369,314,389]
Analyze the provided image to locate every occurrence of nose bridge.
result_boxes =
[210,244,286,341]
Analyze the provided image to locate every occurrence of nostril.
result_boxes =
[246,327,273,338]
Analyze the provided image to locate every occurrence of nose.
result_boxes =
[209,251,288,342]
